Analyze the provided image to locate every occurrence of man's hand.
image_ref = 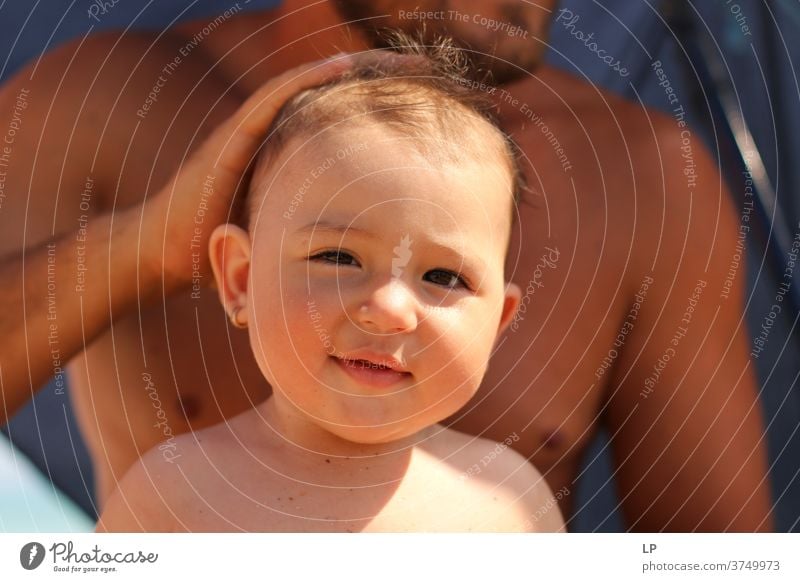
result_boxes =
[137,55,353,293]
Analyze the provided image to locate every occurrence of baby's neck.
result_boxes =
[258,396,433,463]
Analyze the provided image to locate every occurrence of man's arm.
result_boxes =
[0,33,159,423]
[0,207,150,425]
[606,115,773,531]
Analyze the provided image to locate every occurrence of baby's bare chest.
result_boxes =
[177,454,493,532]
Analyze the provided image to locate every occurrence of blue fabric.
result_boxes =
[0,0,282,81]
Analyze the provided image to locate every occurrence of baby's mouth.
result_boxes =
[331,355,412,388]
[348,359,395,371]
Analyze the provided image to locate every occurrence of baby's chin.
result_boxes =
[332,428,414,446]
[321,389,479,445]
[322,422,429,447]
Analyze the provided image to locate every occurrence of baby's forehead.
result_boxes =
[256,122,511,199]
[246,121,515,249]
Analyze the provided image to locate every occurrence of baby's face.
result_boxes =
[216,124,519,444]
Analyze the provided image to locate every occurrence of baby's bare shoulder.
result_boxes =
[417,428,565,532]
[96,439,194,532]
[97,411,265,532]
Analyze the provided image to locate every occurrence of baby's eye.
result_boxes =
[424,269,470,290]
[308,250,360,267]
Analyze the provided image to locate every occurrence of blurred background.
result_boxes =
[1,0,798,532]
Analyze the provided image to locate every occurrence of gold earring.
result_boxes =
[230,306,247,329]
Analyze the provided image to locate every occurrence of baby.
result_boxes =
[98,41,564,532]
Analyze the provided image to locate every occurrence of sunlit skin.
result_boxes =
[95,125,570,532]
[221,124,519,450]
[0,0,773,531]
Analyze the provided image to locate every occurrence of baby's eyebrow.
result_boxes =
[293,222,380,240]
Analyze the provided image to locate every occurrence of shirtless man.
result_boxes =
[0,0,773,531]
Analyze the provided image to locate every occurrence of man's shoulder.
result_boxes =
[514,65,679,145]
[37,29,236,127]
[7,31,177,104]
[529,66,725,242]
[0,29,241,211]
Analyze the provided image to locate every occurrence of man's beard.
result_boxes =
[332,0,541,85]
[461,45,542,86]
[329,0,543,85]
[329,0,404,45]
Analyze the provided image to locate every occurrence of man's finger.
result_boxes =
[203,55,353,172]
[226,49,423,143]
[232,53,353,135]
[195,50,422,176]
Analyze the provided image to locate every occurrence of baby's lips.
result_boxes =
[337,350,410,373]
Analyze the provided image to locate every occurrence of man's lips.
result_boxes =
[331,356,412,388]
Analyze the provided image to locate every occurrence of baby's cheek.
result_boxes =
[421,355,484,424]
[426,328,488,390]
[249,290,303,358]
[442,315,497,384]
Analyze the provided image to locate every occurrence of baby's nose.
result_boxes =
[356,278,419,334]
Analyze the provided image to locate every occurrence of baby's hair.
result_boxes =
[243,33,526,230]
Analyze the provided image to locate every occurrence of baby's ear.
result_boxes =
[496,282,522,338]
[209,223,251,324]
